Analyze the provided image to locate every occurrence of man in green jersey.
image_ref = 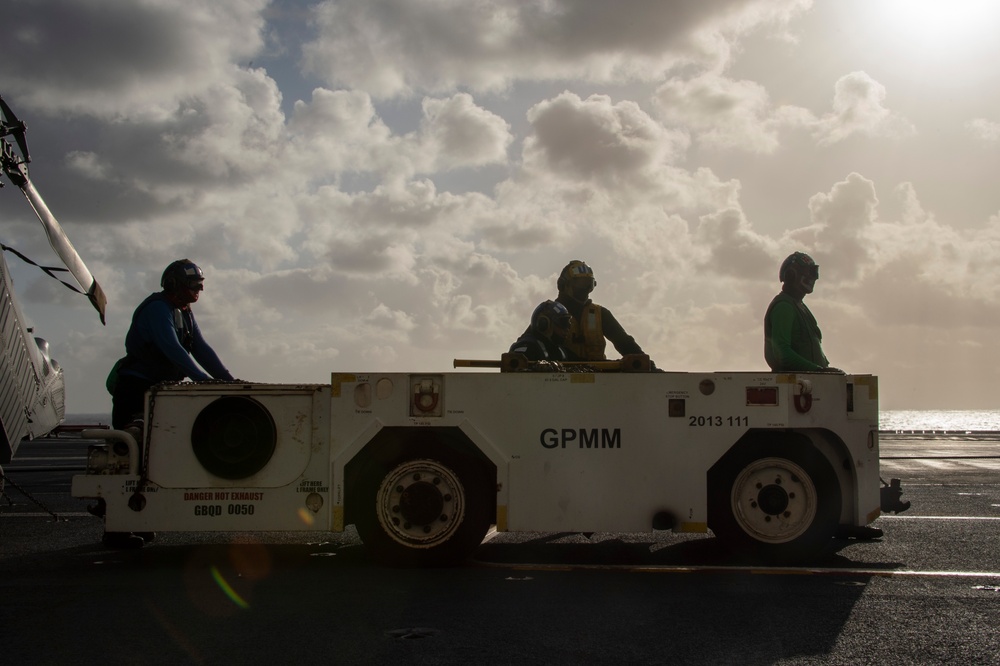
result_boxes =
[763,252,842,373]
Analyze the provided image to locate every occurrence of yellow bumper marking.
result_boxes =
[496,505,508,531]
[570,374,595,384]
[854,375,879,399]
[679,521,708,533]
[866,507,881,524]
[333,506,344,531]
[330,374,356,398]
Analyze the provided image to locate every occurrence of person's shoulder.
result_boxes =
[142,296,172,312]
[766,294,798,323]
[767,292,795,309]
[134,295,175,323]
[510,333,541,352]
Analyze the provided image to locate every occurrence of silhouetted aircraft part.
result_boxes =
[0,94,107,324]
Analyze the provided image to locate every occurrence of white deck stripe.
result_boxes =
[474,561,1000,577]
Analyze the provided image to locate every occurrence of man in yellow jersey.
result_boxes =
[553,260,649,362]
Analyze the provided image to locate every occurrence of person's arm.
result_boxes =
[510,337,546,361]
[601,307,645,356]
[142,302,214,380]
[767,301,826,371]
[189,316,235,380]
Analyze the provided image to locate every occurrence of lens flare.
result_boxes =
[210,565,249,610]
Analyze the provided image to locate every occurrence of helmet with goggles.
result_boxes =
[779,252,818,283]
[531,300,573,342]
[161,259,205,293]
[557,260,597,299]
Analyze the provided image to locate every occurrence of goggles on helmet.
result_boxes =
[779,252,818,283]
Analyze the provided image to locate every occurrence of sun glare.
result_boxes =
[876,0,998,49]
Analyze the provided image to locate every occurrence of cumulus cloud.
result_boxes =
[5,0,1000,415]
[696,207,777,278]
[966,118,1000,142]
[0,0,269,119]
[796,172,878,279]
[301,0,813,98]
[654,73,812,153]
[655,71,914,153]
[812,71,915,146]
[418,94,512,171]
[523,92,690,190]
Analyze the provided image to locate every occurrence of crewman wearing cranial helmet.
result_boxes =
[763,251,842,373]
[509,300,576,361]
[109,259,235,430]
[552,260,649,362]
[102,259,237,549]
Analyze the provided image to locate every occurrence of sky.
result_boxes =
[3,0,1000,414]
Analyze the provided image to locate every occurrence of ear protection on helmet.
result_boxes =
[531,300,572,339]
[161,259,205,292]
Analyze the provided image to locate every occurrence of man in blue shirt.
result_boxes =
[111,259,234,429]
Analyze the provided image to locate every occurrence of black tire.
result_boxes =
[354,445,491,567]
[709,440,841,564]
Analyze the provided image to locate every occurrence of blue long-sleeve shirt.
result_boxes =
[120,293,233,383]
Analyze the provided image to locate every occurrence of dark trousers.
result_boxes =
[111,374,155,429]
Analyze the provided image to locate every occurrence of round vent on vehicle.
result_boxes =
[191,396,277,479]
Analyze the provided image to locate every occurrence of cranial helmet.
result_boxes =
[557,260,596,295]
[779,252,818,283]
[531,300,573,340]
[161,259,205,292]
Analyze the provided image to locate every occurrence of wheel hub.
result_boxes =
[756,484,789,515]
[397,480,446,526]
[376,460,465,548]
[731,458,817,544]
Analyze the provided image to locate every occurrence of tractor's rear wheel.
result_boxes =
[354,446,491,566]
[710,441,841,563]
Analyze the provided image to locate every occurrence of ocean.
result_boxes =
[65,410,1000,433]
[878,410,1000,433]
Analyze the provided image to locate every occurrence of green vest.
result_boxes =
[763,292,829,371]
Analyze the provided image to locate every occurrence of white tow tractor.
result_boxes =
[72,355,906,565]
